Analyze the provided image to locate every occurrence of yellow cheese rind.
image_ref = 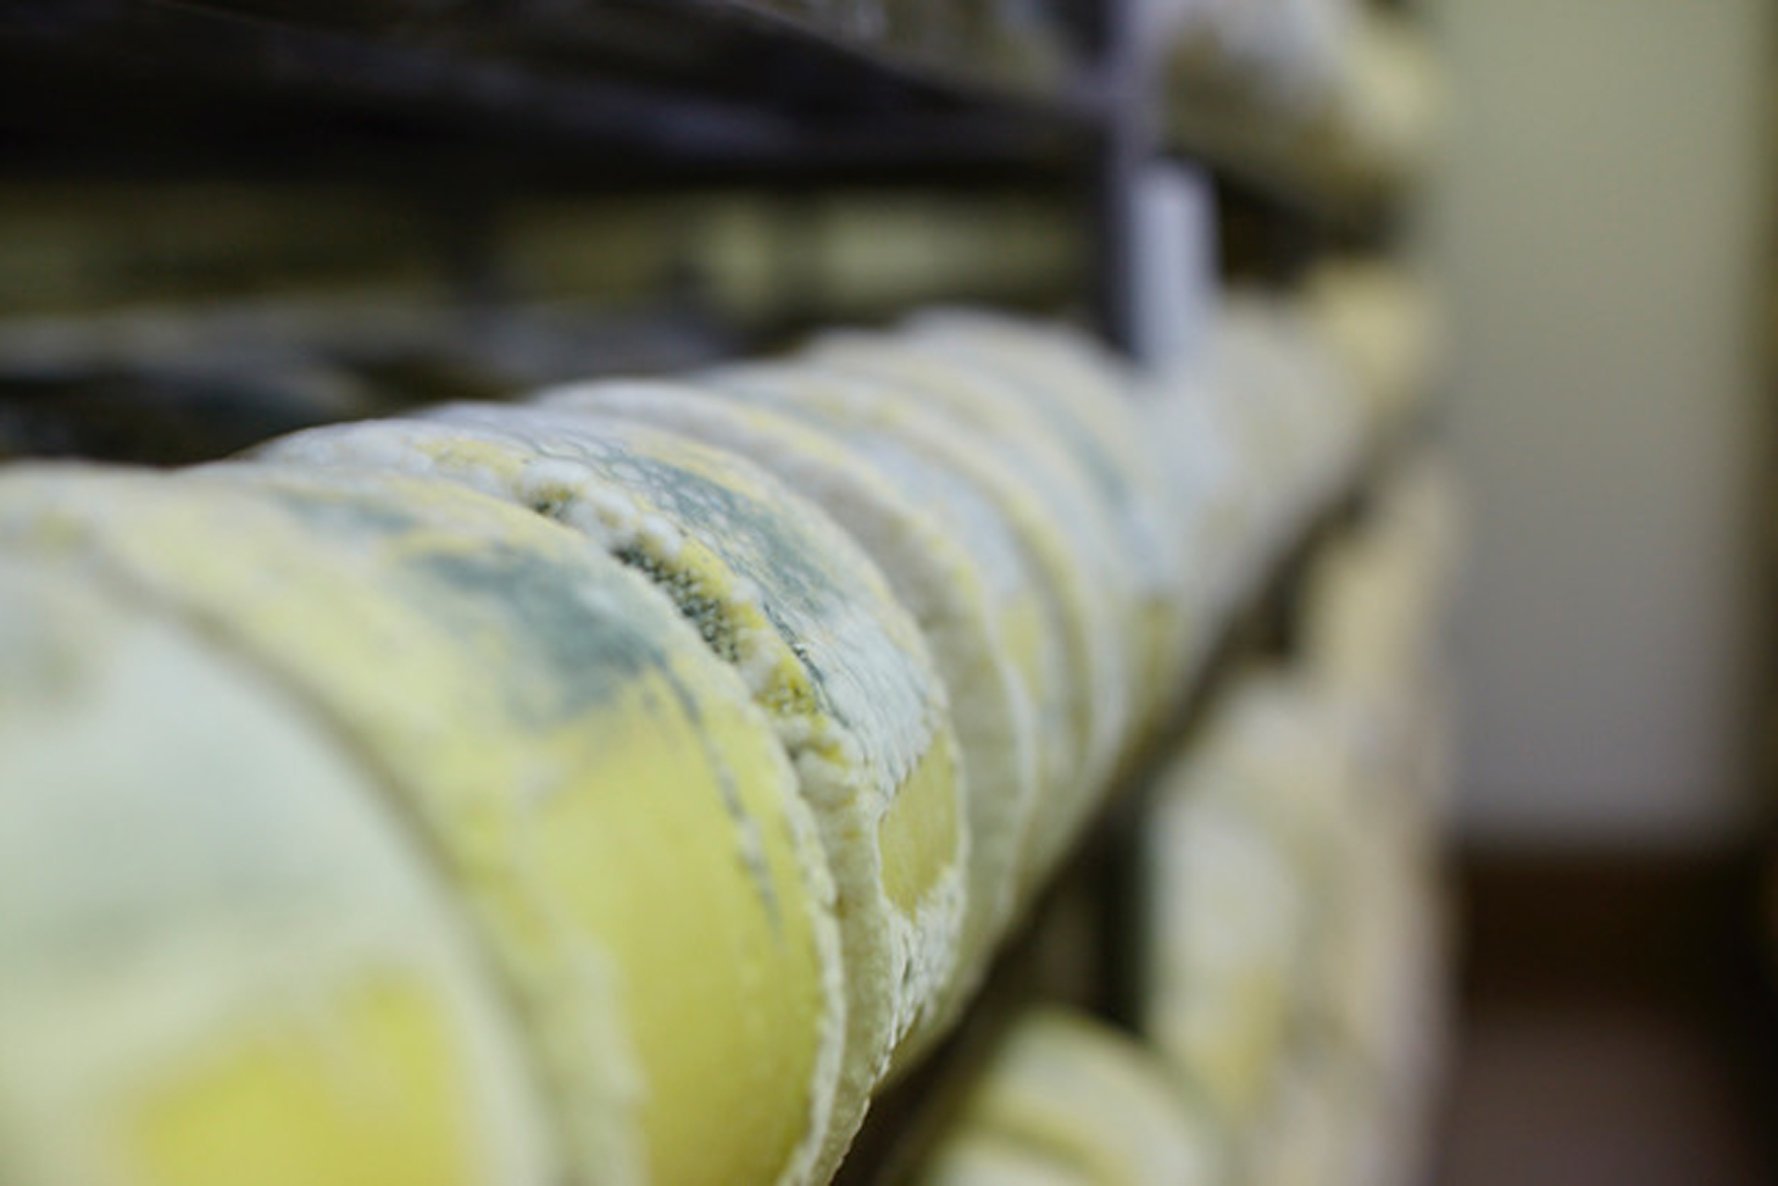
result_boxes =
[961,1010,1221,1186]
[694,364,1110,896]
[0,464,843,1186]
[896,314,1193,726]
[540,380,1042,1043]
[0,560,554,1186]
[260,412,966,1179]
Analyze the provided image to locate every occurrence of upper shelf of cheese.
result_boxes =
[3,1,1435,199]
[0,0,1102,181]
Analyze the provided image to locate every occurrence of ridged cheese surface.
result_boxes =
[796,336,1140,770]
[0,464,842,1186]
[695,363,1113,892]
[0,560,553,1186]
[961,1010,1220,1186]
[898,314,1192,722]
[260,411,965,1179]
[539,381,1040,1036]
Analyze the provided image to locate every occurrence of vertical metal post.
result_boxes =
[1084,0,1160,1030]
[1088,0,1153,358]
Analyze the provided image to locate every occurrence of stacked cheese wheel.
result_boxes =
[1141,454,1458,1186]
[909,1009,1220,1186]
[0,291,1395,1186]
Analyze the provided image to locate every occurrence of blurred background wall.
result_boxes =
[1427,0,1772,848]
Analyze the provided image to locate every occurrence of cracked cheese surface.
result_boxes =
[259,413,965,1181]
[538,381,1040,1040]
[697,364,1108,895]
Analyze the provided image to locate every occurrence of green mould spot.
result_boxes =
[413,547,669,721]
[614,545,741,665]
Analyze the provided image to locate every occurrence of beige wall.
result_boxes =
[1426,0,1770,844]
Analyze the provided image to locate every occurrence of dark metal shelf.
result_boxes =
[0,1,1107,187]
[832,424,1414,1186]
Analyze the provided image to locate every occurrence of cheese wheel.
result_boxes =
[0,464,843,1186]
[1140,370,1252,635]
[900,313,1193,720]
[912,1132,1091,1186]
[537,381,1039,1036]
[1245,1048,1372,1186]
[961,1010,1221,1186]
[258,413,965,1177]
[693,363,1115,890]
[797,334,1142,763]
[0,559,555,1186]
[1144,752,1307,1130]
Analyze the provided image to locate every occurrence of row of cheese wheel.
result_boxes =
[1142,455,1459,1186]
[906,453,1457,1186]
[0,282,1428,1186]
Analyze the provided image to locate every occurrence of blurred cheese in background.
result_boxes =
[928,1009,1222,1186]
[525,380,1042,1056]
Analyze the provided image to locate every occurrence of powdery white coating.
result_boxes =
[261,413,964,1180]
[666,374,1076,816]
[961,1010,1222,1186]
[796,334,1140,772]
[539,381,1041,1024]
[0,464,845,1186]
[897,313,1194,716]
[694,362,1119,892]
[0,560,555,1186]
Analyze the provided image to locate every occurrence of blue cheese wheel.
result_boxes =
[0,559,554,1186]
[537,381,1040,1036]
[797,334,1144,765]
[899,313,1193,724]
[259,412,966,1178]
[0,465,844,1186]
[1143,748,1307,1131]
[692,363,1118,892]
[960,1010,1221,1186]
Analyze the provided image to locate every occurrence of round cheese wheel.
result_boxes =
[258,413,965,1179]
[0,559,554,1186]
[899,313,1192,722]
[536,381,1040,1038]
[0,464,843,1186]
[961,1010,1221,1186]
[1144,750,1307,1130]
[693,363,1117,891]
[797,333,1146,760]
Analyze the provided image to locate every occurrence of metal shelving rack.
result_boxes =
[1,4,1411,1180]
